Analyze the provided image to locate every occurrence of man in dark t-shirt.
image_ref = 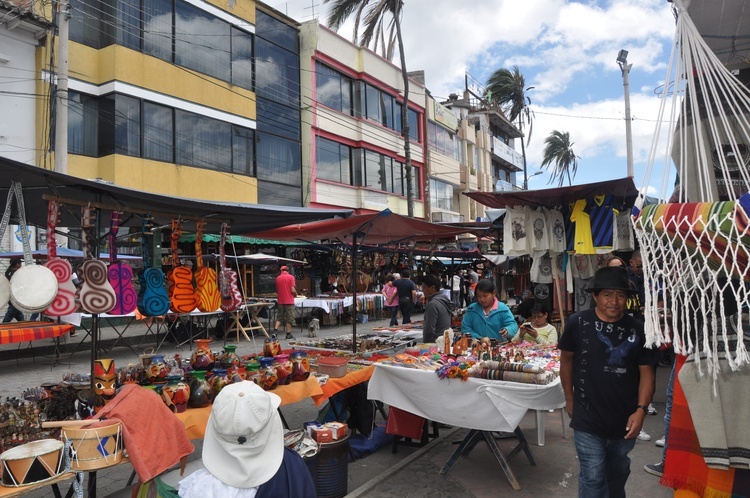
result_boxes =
[559,266,658,498]
[393,270,417,324]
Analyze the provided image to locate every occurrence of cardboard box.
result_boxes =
[311,427,333,443]
[325,422,348,440]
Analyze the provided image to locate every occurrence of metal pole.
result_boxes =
[621,62,634,177]
[351,234,358,354]
[54,0,70,174]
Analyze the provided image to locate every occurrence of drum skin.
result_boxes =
[0,439,64,487]
[9,265,58,313]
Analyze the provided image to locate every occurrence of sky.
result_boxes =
[265,0,678,196]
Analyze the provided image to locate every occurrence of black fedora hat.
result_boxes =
[585,266,636,295]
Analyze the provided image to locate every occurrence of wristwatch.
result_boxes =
[637,404,649,413]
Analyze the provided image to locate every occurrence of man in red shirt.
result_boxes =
[275,266,297,340]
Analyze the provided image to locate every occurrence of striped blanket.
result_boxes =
[0,321,73,345]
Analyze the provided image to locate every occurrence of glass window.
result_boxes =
[258,183,301,206]
[232,126,254,176]
[352,81,364,119]
[430,178,454,211]
[175,110,232,171]
[143,0,172,61]
[256,132,301,186]
[365,84,382,125]
[352,148,363,186]
[67,91,99,157]
[316,63,352,114]
[114,0,140,50]
[257,98,300,141]
[255,10,297,53]
[454,137,464,163]
[363,150,381,189]
[408,108,420,142]
[69,0,102,48]
[231,27,253,90]
[382,93,394,129]
[411,165,421,199]
[143,101,173,162]
[393,100,402,133]
[316,137,350,184]
[175,1,230,82]
[114,94,141,157]
[256,38,300,106]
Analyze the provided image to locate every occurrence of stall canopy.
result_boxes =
[0,157,351,232]
[465,177,639,209]
[249,209,472,244]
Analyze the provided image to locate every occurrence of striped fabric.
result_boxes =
[0,321,74,345]
[588,194,617,248]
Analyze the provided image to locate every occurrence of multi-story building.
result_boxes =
[28,0,302,205]
[0,0,51,166]
[298,20,425,217]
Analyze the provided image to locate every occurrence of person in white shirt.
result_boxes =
[512,303,558,345]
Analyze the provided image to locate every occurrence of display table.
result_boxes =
[175,376,323,439]
[226,302,270,343]
[312,365,375,407]
[0,321,73,344]
[368,364,565,490]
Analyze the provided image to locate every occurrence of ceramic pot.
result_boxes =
[187,370,214,408]
[161,375,190,413]
[219,345,240,369]
[147,354,169,384]
[245,360,260,383]
[257,357,278,391]
[263,337,281,358]
[290,351,310,382]
[191,339,215,371]
[274,354,292,386]
[209,368,230,396]
[226,364,246,382]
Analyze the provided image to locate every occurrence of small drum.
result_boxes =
[0,439,65,487]
[63,420,123,471]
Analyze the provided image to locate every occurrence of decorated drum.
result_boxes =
[0,439,64,487]
[62,420,123,471]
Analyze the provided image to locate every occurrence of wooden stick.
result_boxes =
[41,420,97,428]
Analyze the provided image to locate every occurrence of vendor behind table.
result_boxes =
[461,279,518,343]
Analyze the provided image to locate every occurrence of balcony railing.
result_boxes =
[491,136,524,170]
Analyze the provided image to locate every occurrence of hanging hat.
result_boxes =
[585,266,636,295]
[202,381,284,488]
[279,265,289,272]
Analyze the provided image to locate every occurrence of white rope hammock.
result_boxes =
[633,0,750,385]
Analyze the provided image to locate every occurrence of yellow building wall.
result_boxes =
[69,156,257,203]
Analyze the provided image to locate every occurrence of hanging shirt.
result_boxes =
[562,201,577,252]
[588,194,618,252]
[570,254,597,279]
[525,206,550,253]
[503,207,530,256]
[547,208,567,253]
[574,277,593,312]
[570,199,595,254]
[613,211,635,251]
[530,252,554,284]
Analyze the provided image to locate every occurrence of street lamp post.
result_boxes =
[617,49,634,178]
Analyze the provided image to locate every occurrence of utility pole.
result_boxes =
[617,49,634,178]
[54,0,70,174]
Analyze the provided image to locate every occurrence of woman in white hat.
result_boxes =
[178,381,316,497]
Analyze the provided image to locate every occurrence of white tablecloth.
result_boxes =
[293,296,353,314]
[368,364,565,433]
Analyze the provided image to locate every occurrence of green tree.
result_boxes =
[325,0,414,217]
[541,130,579,186]
[486,66,534,188]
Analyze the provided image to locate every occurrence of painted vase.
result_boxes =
[147,354,169,384]
[245,360,260,384]
[161,375,190,413]
[187,370,214,408]
[219,345,241,369]
[263,337,281,358]
[226,363,246,382]
[209,368,230,396]
[290,351,310,382]
[274,354,292,386]
[258,357,278,391]
[191,339,215,371]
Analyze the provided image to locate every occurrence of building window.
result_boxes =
[68,92,99,156]
[143,0,172,62]
[316,63,352,114]
[256,38,300,106]
[316,137,351,184]
[231,27,253,90]
[430,178,454,211]
[408,108,420,142]
[232,126,254,176]
[176,110,232,171]
[256,133,301,186]
[176,1,231,83]
[428,121,455,156]
[143,101,173,163]
[454,137,464,163]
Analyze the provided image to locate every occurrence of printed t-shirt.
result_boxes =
[530,252,554,284]
[573,277,593,311]
[570,199,595,254]
[503,207,530,256]
[525,206,550,252]
[613,211,635,251]
[547,208,567,253]
[588,194,618,250]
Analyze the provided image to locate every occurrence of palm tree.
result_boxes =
[541,130,579,186]
[486,66,534,189]
[325,0,414,217]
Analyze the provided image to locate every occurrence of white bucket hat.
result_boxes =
[202,381,284,488]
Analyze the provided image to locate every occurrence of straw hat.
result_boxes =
[202,381,284,488]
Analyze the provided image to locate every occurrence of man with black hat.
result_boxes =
[558,266,658,498]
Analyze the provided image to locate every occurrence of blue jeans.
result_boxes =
[388,306,399,326]
[662,362,676,462]
[574,430,636,498]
